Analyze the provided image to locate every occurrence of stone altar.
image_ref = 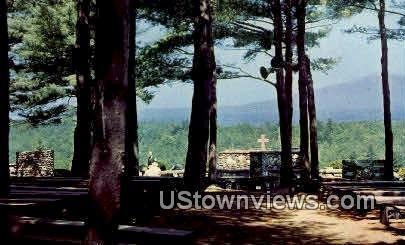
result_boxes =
[216,149,302,179]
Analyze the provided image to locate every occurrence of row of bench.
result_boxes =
[1,177,194,244]
[322,180,405,226]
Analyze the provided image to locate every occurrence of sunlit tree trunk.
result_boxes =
[0,0,10,197]
[85,0,133,243]
[184,0,217,191]
[272,0,293,187]
[296,0,310,175]
[378,0,394,180]
[71,0,92,178]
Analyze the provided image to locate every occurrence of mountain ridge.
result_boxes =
[138,75,405,125]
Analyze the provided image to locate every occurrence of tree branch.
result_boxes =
[222,64,277,87]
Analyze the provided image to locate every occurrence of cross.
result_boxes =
[257,134,269,150]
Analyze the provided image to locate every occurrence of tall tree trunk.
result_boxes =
[126,4,139,177]
[0,0,9,197]
[284,0,294,177]
[208,79,217,182]
[296,0,310,175]
[272,0,293,187]
[71,0,92,178]
[378,0,394,180]
[121,2,139,224]
[85,0,133,243]
[306,56,319,180]
[184,0,217,192]
[284,0,293,127]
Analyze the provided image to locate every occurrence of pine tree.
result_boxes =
[85,0,134,242]
[71,0,92,178]
[8,0,168,125]
[296,0,310,174]
[271,0,293,187]
[378,0,394,180]
[184,0,217,191]
[306,55,320,179]
[126,6,140,177]
[9,0,76,124]
[332,0,400,180]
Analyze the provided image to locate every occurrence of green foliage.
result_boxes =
[10,118,405,170]
[398,167,405,179]
[136,0,347,90]
[7,0,174,124]
[8,0,76,123]
[336,0,405,40]
[327,160,343,169]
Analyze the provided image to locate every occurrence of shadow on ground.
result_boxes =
[143,191,405,244]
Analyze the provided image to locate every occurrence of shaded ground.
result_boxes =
[146,190,405,244]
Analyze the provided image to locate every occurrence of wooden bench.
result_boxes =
[322,181,405,226]
[0,198,62,207]
[10,216,194,244]
[11,177,88,188]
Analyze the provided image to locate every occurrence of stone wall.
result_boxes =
[217,150,251,171]
[15,150,54,177]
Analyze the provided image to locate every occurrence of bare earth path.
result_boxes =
[147,191,405,244]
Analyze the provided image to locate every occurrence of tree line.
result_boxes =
[9,118,405,171]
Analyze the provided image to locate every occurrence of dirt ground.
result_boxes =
[147,190,405,244]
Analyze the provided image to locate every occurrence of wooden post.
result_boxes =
[85,0,133,243]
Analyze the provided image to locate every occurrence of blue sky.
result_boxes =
[138,9,405,109]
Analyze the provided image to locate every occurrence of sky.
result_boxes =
[138,8,405,109]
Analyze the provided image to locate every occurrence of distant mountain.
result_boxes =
[138,75,405,125]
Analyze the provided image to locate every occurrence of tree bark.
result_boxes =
[0,0,10,197]
[208,77,217,182]
[378,0,394,180]
[306,56,319,180]
[120,2,139,224]
[284,0,293,127]
[184,0,217,192]
[296,0,310,175]
[126,4,139,177]
[71,0,92,178]
[284,0,294,179]
[272,0,293,187]
[85,0,133,243]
